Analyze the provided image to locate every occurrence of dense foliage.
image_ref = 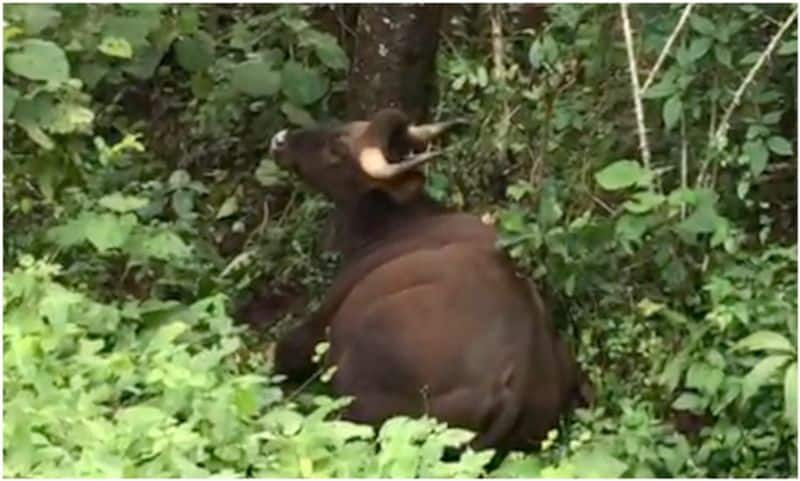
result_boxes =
[4,4,797,477]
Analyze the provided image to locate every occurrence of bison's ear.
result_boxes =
[377,171,426,204]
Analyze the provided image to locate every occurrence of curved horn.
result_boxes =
[359,147,443,179]
[407,118,468,143]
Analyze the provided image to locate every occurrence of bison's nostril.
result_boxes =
[270,129,288,154]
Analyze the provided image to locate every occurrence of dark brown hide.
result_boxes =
[269,109,587,450]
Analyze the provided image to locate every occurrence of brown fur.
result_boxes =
[270,108,590,450]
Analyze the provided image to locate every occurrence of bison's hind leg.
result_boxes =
[274,318,328,383]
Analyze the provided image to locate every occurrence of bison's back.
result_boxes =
[327,213,563,447]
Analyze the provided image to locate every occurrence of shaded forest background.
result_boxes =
[3,4,798,477]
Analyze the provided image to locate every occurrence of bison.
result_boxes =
[268,108,590,451]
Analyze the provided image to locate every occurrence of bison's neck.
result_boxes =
[333,191,444,260]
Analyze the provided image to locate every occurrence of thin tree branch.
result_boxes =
[620,4,651,169]
[490,6,505,81]
[715,6,798,143]
[680,113,688,219]
[642,4,694,93]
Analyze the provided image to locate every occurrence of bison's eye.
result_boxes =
[270,129,288,153]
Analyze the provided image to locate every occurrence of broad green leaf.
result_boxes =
[19,122,54,149]
[255,159,284,187]
[623,191,665,214]
[281,61,328,106]
[677,190,722,235]
[231,61,281,97]
[6,5,62,35]
[124,45,168,80]
[148,321,189,351]
[85,213,138,252]
[662,95,682,130]
[6,39,69,82]
[190,71,214,99]
[743,139,769,176]
[572,448,628,478]
[98,36,133,58]
[686,362,724,395]
[741,354,791,401]
[490,454,542,478]
[171,190,194,217]
[734,330,794,353]
[126,229,191,260]
[595,160,651,191]
[45,103,95,134]
[659,349,688,393]
[98,193,148,212]
[714,44,733,68]
[175,34,214,72]
[528,41,542,70]
[766,136,793,156]
[309,33,349,71]
[688,37,713,61]
[672,392,706,413]
[690,15,715,36]
[762,111,783,125]
[4,85,19,120]
[102,13,160,49]
[281,102,315,127]
[785,362,797,427]
[642,78,676,99]
[216,195,238,219]
[778,39,797,55]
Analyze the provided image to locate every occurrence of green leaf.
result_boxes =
[190,71,214,99]
[688,37,712,61]
[778,39,797,55]
[528,41,542,70]
[743,139,769,176]
[6,5,62,35]
[595,160,651,191]
[734,330,794,354]
[216,195,238,219]
[281,102,315,127]
[714,44,732,68]
[308,32,349,71]
[231,61,281,97]
[19,123,54,150]
[766,136,793,156]
[572,448,628,478]
[4,85,19,121]
[98,193,148,212]
[45,103,94,134]
[127,229,191,260]
[762,111,783,125]
[642,78,676,99]
[174,34,214,72]
[689,15,715,36]
[785,362,797,427]
[86,213,138,252]
[98,36,133,59]
[6,39,70,82]
[741,354,791,401]
[623,191,665,214]
[662,95,682,130]
[281,61,328,106]
[677,203,721,235]
[685,362,724,395]
[255,159,284,187]
[672,392,706,413]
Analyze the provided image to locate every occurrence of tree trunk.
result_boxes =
[346,5,443,122]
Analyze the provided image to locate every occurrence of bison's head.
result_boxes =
[269,108,464,205]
